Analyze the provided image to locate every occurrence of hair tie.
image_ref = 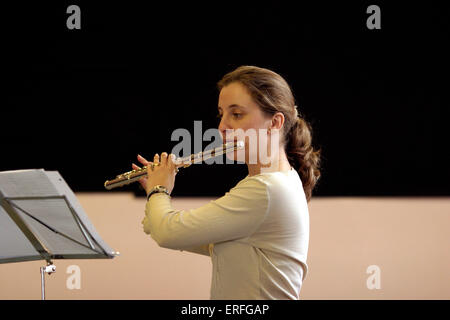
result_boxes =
[290,107,300,132]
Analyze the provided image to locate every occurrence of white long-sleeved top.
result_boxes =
[143,167,309,300]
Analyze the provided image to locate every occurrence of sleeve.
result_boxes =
[143,177,269,250]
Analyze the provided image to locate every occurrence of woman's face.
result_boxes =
[217,82,274,163]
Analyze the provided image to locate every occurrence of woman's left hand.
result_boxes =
[132,152,178,196]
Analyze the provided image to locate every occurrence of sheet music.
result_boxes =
[0,169,116,264]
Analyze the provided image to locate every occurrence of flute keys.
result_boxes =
[104,141,243,190]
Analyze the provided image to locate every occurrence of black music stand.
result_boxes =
[0,169,119,299]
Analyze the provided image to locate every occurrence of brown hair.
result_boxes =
[217,65,321,202]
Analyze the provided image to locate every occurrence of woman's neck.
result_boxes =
[247,149,292,176]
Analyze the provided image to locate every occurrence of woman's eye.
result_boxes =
[216,113,242,119]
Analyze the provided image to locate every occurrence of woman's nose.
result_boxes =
[218,118,232,141]
[218,117,228,133]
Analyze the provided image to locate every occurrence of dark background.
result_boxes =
[2,2,449,197]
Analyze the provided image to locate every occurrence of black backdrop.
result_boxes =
[2,2,449,197]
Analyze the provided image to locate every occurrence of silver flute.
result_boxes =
[104,140,244,190]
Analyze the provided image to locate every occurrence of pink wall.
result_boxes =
[1,194,449,299]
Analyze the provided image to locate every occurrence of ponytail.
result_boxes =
[286,117,321,202]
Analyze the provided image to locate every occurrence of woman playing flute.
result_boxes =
[132,66,321,299]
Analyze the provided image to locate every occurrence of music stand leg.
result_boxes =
[40,267,45,300]
[40,263,56,300]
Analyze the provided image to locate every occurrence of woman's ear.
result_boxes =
[270,112,285,130]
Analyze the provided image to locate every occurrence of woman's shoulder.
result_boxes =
[232,169,302,198]
[246,169,307,203]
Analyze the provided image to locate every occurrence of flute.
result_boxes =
[104,140,244,190]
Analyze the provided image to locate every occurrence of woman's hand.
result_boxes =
[132,152,178,196]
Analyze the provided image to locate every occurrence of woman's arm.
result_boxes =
[143,177,269,250]
[142,216,211,256]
